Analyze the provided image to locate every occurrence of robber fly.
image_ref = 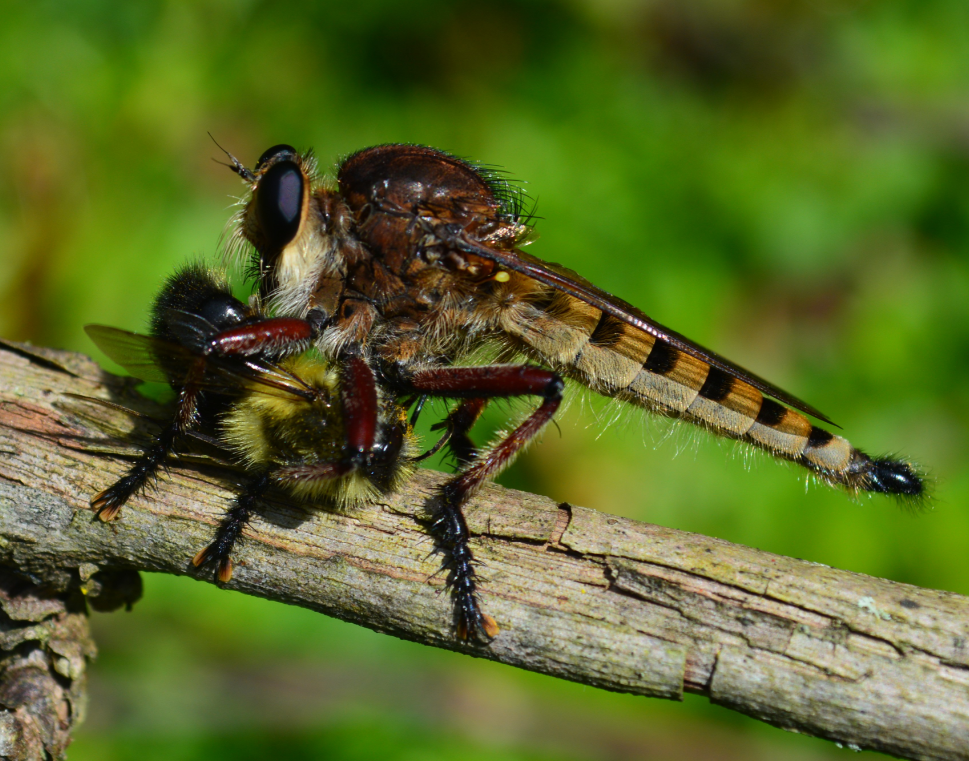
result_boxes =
[217,142,924,501]
[87,262,569,639]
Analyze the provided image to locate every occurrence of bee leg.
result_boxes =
[91,381,202,521]
[407,395,428,425]
[401,365,565,642]
[271,355,381,484]
[91,419,180,522]
[192,472,272,583]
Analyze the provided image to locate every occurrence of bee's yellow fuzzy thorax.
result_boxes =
[221,355,415,508]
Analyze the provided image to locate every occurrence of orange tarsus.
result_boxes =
[217,558,233,583]
[92,494,122,522]
[191,546,210,568]
[481,614,500,639]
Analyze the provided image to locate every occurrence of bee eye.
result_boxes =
[255,160,304,249]
[256,144,297,170]
[198,295,248,330]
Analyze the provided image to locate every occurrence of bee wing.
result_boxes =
[453,240,836,426]
[84,325,176,384]
[84,325,318,402]
[61,392,158,421]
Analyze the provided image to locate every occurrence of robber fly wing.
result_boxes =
[452,240,836,426]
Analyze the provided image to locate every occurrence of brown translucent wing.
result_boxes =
[452,240,836,426]
[85,325,174,384]
[84,325,317,401]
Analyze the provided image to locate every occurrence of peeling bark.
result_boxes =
[0,338,966,761]
[0,569,102,761]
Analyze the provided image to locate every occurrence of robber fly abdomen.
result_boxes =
[480,275,918,495]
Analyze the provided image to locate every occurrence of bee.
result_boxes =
[217,142,924,500]
[86,263,417,585]
[87,263,567,639]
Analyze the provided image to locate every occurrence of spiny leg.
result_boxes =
[91,419,179,522]
[429,493,485,641]
[404,365,564,641]
[91,381,201,521]
[90,277,317,522]
[192,472,271,583]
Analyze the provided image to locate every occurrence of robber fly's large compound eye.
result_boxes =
[256,144,298,171]
[255,159,304,250]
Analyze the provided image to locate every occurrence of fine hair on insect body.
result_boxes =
[190,139,931,638]
[86,263,417,583]
[214,139,924,502]
[88,262,576,640]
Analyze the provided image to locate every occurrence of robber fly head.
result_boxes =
[216,138,352,318]
[221,142,536,323]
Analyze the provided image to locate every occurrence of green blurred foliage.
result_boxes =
[1,0,967,759]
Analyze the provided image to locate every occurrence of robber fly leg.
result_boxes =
[431,397,490,467]
[192,472,272,583]
[401,365,565,641]
[207,317,317,358]
[91,418,179,522]
[91,377,203,522]
[271,355,380,485]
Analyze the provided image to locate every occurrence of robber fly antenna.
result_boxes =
[208,132,256,183]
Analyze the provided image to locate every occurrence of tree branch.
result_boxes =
[0,338,966,761]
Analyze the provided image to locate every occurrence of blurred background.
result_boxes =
[2,1,967,759]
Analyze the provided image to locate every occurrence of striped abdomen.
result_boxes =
[495,284,922,497]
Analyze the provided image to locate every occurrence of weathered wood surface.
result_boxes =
[0,338,967,761]
[0,568,99,761]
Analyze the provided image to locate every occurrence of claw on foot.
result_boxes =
[192,544,235,583]
[457,612,500,642]
[191,545,211,568]
[481,613,500,639]
[91,493,123,522]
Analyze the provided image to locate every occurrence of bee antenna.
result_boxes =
[208,132,256,183]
